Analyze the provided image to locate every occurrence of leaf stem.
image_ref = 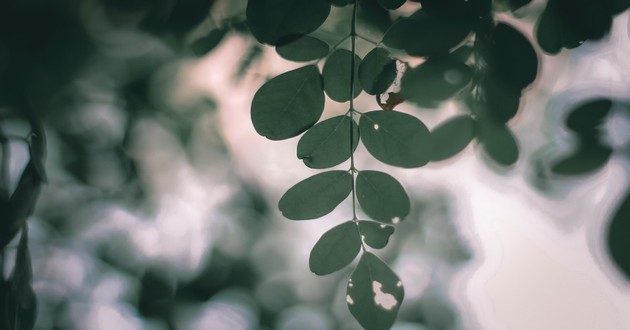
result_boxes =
[349,0,359,222]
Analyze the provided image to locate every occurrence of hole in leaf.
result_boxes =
[380,224,387,229]
[372,281,397,311]
[396,281,402,288]
[373,123,380,130]
[392,217,401,224]
[346,294,355,305]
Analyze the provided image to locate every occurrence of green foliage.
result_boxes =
[358,48,397,95]
[428,115,475,162]
[276,35,330,62]
[356,171,410,223]
[358,221,395,249]
[309,221,362,275]
[278,171,352,220]
[477,121,519,167]
[323,49,363,102]
[297,115,360,169]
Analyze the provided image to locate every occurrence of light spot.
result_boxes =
[361,235,365,240]
[396,281,402,288]
[349,283,354,288]
[346,295,354,305]
[373,124,380,130]
[380,224,387,229]
[372,281,397,311]
[392,217,401,224]
[444,69,463,85]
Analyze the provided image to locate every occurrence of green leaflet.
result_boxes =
[251,65,325,140]
[309,221,362,275]
[323,49,362,102]
[347,252,404,330]
[356,171,410,224]
[279,171,352,220]
[477,120,519,167]
[428,115,475,161]
[276,35,330,62]
[358,221,395,249]
[297,115,360,169]
[246,0,331,45]
[360,110,431,168]
[358,48,397,95]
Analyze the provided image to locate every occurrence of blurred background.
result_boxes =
[1,0,630,329]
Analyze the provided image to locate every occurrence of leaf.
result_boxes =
[190,28,227,56]
[482,23,538,91]
[383,9,473,57]
[276,35,330,62]
[376,0,406,10]
[551,142,612,176]
[297,115,359,169]
[360,110,431,168]
[356,171,410,223]
[246,0,331,45]
[607,189,630,281]
[358,221,395,249]
[7,226,37,330]
[309,221,362,275]
[472,76,522,123]
[347,252,404,330]
[428,115,475,161]
[358,48,397,95]
[251,65,325,140]
[565,98,612,132]
[400,56,473,108]
[279,171,352,220]
[322,49,362,102]
[477,121,519,166]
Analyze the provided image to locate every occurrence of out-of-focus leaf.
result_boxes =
[190,28,227,56]
[358,0,394,33]
[251,65,324,140]
[608,189,630,281]
[309,221,362,275]
[276,35,330,62]
[297,115,359,169]
[323,49,362,102]
[358,220,395,249]
[7,226,37,330]
[246,0,331,45]
[0,163,42,250]
[359,110,431,168]
[279,171,352,220]
[400,56,473,108]
[376,0,406,10]
[428,115,475,161]
[451,45,473,63]
[551,142,612,175]
[472,77,522,123]
[356,171,410,223]
[347,252,404,330]
[477,121,519,166]
[565,98,612,132]
[358,48,397,95]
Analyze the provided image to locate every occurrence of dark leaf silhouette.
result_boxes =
[551,142,612,175]
[347,252,404,330]
[472,77,522,123]
[356,171,410,223]
[428,115,475,161]
[565,98,612,133]
[360,110,431,168]
[323,49,362,102]
[246,0,331,45]
[358,220,395,249]
[276,35,330,62]
[309,221,362,275]
[477,120,519,166]
[251,65,325,140]
[7,226,37,330]
[190,28,227,57]
[279,171,352,220]
[359,48,397,95]
[608,189,630,281]
[297,115,360,169]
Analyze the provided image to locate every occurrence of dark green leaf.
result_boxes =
[251,65,325,140]
[279,171,352,220]
[322,49,362,102]
[0,163,42,250]
[428,115,475,161]
[276,35,330,62]
[401,56,473,108]
[376,0,406,10]
[297,115,359,169]
[347,252,404,330]
[566,98,612,132]
[472,77,522,123]
[27,118,47,182]
[608,189,630,281]
[383,9,473,57]
[357,171,410,223]
[477,121,519,166]
[7,226,37,330]
[190,28,227,56]
[358,221,395,249]
[450,45,473,63]
[358,48,397,95]
[246,0,331,45]
[360,110,431,168]
[551,143,612,175]
[309,221,362,275]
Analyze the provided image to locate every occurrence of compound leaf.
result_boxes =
[279,171,352,220]
[358,221,395,249]
[428,115,475,161]
[297,115,359,169]
[357,171,410,223]
[360,110,431,168]
[309,221,362,275]
[276,35,330,62]
[251,65,325,140]
[323,49,362,102]
[347,252,404,330]
[246,0,331,45]
[358,48,397,95]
